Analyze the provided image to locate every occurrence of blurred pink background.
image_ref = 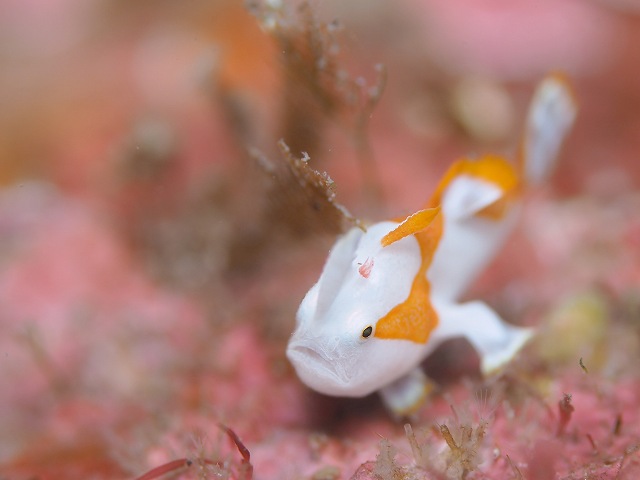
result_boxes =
[1,0,639,478]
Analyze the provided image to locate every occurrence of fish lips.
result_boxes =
[286,340,360,396]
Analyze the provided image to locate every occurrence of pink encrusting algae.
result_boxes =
[1,1,640,479]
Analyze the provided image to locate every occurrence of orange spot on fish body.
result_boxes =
[375,214,443,343]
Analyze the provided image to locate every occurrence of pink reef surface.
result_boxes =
[1,1,639,479]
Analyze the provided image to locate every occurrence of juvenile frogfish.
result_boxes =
[287,75,577,416]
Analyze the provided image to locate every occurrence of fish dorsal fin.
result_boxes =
[427,155,519,221]
[381,207,441,247]
[519,73,577,185]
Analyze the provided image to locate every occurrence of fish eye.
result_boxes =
[361,325,373,338]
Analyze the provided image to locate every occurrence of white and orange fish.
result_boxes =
[287,75,577,416]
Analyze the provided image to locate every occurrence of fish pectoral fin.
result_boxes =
[381,207,441,247]
[379,367,436,418]
[436,301,534,375]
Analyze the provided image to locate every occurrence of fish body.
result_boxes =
[287,75,577,415]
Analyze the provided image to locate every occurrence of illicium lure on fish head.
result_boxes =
[287,75,577,416]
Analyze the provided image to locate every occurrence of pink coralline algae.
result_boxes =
[1,1,640,479]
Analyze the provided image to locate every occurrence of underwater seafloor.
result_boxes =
[1,1,639,479]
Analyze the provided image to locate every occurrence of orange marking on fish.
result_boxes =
[375,214,443,343]
[381,207,441,247]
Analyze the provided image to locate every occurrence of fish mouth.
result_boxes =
[286,343,351,388]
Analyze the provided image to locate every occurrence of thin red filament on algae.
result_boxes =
[586,433,598,453]
[135,459,194,480]
[134,423,252,480]
[219,423,253,479]
[613,413,623,436]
